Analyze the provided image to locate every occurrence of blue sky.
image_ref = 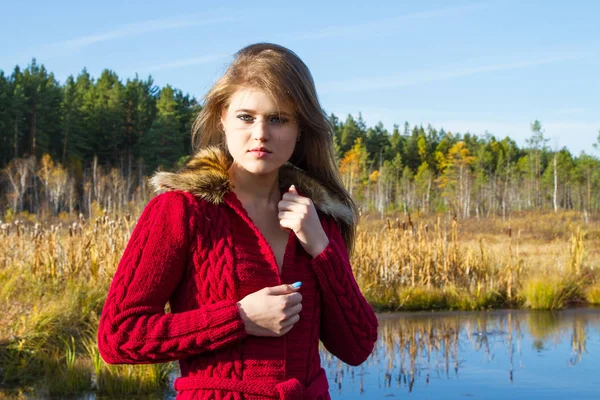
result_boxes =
[1,0,599,155]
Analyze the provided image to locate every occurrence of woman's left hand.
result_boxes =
[278,185,329,258]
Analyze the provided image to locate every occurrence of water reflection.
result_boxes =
[322,309,600,399]
[9,310,597,399]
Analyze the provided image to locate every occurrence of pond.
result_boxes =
[325,309,600,399]
[8,309,599,399]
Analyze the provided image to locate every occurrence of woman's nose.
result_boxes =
[252,119,270,140]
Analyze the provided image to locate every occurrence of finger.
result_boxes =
[284,292,303,306]
[267,283,301,295]
[281,193,312,205]
[279,324,294,336]
[279,218,299,232]
[281,314,300,327]
[288,184,298,195]
[278,200,308,212]
[284,302,303,318]
[278,211,304,220]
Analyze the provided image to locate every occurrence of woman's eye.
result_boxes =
[237,114,254,122]
[269,116,288,124]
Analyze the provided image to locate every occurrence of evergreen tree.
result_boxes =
[21,59,62,158]
[384,123,402,161]
[2,59,600,217]
[403,125,424,172]
[60,75,85,162]
[74,68,95,159]
[121,75,158,174]
[365,121,388,163]
[140,85,183,172]
[0,71,11,165]
[89,69,124,164]
[339,114,365,155]
[9,66,27,161]
[174,88,198,157]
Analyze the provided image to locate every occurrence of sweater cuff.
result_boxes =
[310,240,343,279]
[193,301,247,349]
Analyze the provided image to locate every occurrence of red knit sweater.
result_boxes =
[97,152,378,400]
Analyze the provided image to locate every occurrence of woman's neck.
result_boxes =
[228,163,281,209]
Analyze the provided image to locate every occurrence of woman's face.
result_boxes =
[221,87,299,176]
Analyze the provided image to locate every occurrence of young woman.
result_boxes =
[97,42,378,400]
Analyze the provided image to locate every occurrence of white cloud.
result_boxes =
[126,54,229,75]
[320,53,591,94]
[39,14,236,56]
[284,2,492,41]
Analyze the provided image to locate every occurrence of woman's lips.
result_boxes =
[249,149,271,158]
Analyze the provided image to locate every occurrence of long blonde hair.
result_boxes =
[192,43,358,252]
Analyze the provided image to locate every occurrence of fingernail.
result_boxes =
[291,281,302,288]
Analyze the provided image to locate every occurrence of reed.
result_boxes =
[520,275,584,310]
[1,208,598,396]
[352,212,597,311]
[95,362,175,397]
[586,283,600,306]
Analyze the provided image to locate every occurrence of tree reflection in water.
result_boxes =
[319,309,600,397]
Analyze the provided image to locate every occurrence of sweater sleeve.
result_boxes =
[97,191,247,365]
[311,217,378,366]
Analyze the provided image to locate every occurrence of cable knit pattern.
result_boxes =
[311,218,378,366]
[97,191,248,366]
[97,149,378,399]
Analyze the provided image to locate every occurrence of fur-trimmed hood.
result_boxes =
[149,146,354,230]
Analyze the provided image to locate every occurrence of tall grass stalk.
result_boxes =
[586,283,600,306]
[1,209,598,396]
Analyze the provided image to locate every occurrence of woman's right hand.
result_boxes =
[236,283,303,337]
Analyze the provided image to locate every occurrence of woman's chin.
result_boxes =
[236,160,281,176]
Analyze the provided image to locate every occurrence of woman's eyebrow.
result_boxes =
[234,108,292,117]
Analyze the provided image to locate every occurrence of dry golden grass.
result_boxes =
[0,206,171,398]
[1,207,599,396]
[355,210,599,310]
[587,283,600,305]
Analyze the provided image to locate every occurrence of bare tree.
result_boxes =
[4,156,35,212]
[553,152,558,213]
